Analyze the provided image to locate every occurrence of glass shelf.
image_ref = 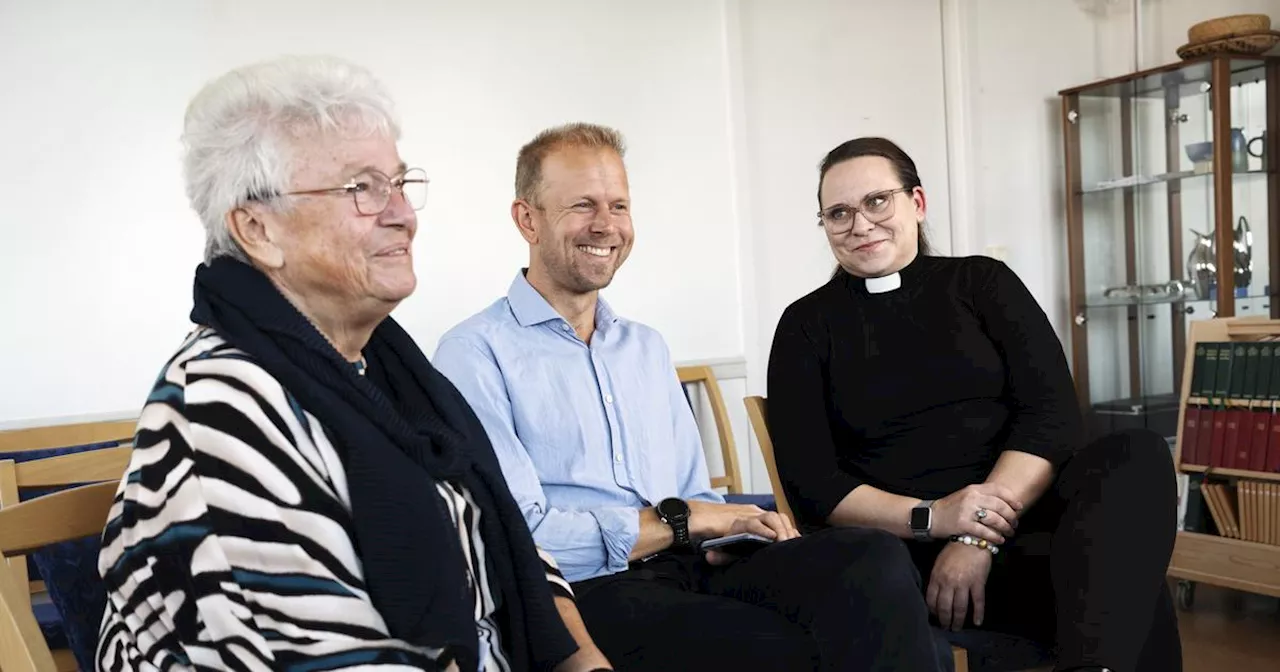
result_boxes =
[1084,290,1274,309]
[1062,54,1276,444]
[1066,57,1266,99]
[1081,169,1268,195]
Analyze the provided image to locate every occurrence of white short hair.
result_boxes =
[182,55,402,263]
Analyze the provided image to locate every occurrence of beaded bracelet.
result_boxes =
[949,534,1000,555]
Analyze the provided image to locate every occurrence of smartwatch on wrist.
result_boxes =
[656,497,692,551]
[909,500,935,542]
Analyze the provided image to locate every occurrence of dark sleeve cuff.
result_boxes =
[1000,432,1078,471]
[533,629,580,672]
[790,471,866,528]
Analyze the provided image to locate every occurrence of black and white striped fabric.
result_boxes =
[97,327,573,671]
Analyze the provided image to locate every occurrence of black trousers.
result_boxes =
[907,428,1183,671]
[571,526,944,671]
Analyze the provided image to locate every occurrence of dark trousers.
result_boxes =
[908,428,1183,671]
[571,526,944,671]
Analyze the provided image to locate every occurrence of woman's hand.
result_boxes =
[929,483,1022,544]
[926,542,994,631]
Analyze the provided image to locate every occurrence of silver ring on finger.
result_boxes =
[975,508,988,522]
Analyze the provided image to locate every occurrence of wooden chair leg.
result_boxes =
[952,645,969,672]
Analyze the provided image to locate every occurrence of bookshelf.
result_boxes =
[1058,54,1280,444]
[1168,317,1280,608]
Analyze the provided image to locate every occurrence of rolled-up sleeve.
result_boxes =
[434,336,638,581]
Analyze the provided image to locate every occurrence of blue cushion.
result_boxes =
[32,600,69,651]
[944,628,1053,672]
[30,538,107,671]
[2,441,119,671]
[724,493,777,511]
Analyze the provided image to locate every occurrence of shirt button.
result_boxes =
[614,452,623,463]
[561,324,571,332]
[604,393,614,404]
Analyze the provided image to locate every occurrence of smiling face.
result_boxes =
[231,131,418,322]
[819,155,926,278]
[516,145,634,296]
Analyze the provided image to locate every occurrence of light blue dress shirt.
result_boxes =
[432,270,724,583]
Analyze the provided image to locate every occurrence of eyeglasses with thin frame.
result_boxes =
[817,187,910,235]
[255,167,429,216]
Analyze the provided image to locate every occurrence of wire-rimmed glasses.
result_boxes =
[817,187,909,235]
[270,167,429,215]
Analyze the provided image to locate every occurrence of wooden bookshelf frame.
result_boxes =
[1169,317,1280,598]
[1059,54,1280,427]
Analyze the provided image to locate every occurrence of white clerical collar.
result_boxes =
[865,272,902,294]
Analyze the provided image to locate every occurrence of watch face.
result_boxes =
[656,498,690,521]
[909,506,931,530]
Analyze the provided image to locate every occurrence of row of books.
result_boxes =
[1182,340,1280,472]
[1180,405,1280,470]
[1188,340,1280,401]
[1179,474,1280,546]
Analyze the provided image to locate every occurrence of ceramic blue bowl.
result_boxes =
[1185,141,1213,163]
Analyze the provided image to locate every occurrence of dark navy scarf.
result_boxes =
[191,257,576,671]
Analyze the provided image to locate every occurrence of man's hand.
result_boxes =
[926,541,994,631]
[690,502,800,565]
[688,500,772,538]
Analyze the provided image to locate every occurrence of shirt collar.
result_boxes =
[507,269,620,332]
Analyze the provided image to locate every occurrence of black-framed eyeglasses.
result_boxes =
[817,187,910,235]
[256,167,429,216]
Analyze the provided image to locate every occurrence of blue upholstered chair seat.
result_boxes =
[944,627,1053,672]
[723,493,777,510]
[33,600,69,651]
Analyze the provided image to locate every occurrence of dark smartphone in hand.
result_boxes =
[698,532,774,556]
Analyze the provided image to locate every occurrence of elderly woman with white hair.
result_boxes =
[95,56,612,672]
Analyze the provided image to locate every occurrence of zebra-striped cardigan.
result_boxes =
[96,327,574,671]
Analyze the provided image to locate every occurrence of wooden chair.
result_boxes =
[742,396,796,524]
[0,419,135,671]
[742,396,970,672]
[676,365,746,495]
[0,420,137,456]
[0,481,121,672]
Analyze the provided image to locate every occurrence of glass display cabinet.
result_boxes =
[1058,55,1279,442]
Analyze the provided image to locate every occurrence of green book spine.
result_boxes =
[1205,342,1221,398]
[1270,342,1280,401]
[1242,343,1261,400]
[1254,344,1273,401]
[1184,473,1206,533]
[1216,342,1236,399]
[1228,343,1248,400]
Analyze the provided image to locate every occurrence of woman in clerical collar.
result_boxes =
[767,137,1181,672]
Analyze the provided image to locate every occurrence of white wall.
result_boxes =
[730,0,953,374]
[0,0,747,424]
[954,0,1280,334]
[11,0,1267,492]
[725,0,952,491]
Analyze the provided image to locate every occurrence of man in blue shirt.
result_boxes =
[433,123,944,671]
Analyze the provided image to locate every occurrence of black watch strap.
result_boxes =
[669,517,692,550]
[657,498,693,551]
